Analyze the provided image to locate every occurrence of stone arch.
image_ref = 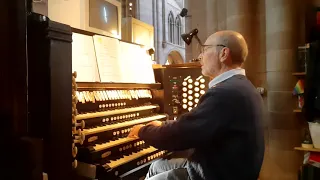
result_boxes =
[165,50,184,64]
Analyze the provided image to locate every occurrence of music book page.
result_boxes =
[119,42,155,84]
[72,33,100,82]
[119,41,139,83]
[93,35,122,82]
[135,47,156,84]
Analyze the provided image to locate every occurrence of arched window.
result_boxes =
[168,12,174,43]
[175,16,182,45]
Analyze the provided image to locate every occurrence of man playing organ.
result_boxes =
[128,30,265,180]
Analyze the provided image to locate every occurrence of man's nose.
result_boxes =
[197,54,203,63]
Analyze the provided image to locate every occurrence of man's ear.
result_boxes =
[219,48,229,62]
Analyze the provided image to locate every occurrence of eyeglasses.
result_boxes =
[197,44,227,55]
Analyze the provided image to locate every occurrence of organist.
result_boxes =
[128,30,265,180]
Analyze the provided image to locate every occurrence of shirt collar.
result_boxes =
[209,68,246,88]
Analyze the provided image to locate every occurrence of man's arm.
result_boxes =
[138,90,231,151]
[161,119,175,125]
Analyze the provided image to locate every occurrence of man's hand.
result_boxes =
[146,120,162,127]
[128,124,145,138]
[128,121,162,138]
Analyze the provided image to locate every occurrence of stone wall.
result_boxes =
[138,0,186,64]
[185,0,320,179]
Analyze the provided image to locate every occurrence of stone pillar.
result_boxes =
[226,0,258,86]
[184,0,207,61]
[264,0,303,179]
[256,0,267,90]
[255,0,269,179]
[184,0,193,61]
[206,0,218,37]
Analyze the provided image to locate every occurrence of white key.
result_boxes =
[104,147,157,168]
[94,137,137,152]
[103,91,109,100]
[114,90,119,100]
[106,91,112,100]
[99,91,105,101]
[93,91,99,101]
[82,114,166,135]
[117,90,123,99]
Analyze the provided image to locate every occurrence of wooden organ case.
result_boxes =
[73,82,169,179]
[27,12,74,180]
[26,11,169,180]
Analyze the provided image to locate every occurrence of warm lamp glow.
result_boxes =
[135,39,142,44]
[111,30,120,38]
[111,30,117,35]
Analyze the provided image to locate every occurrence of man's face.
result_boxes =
[199,36,221,78]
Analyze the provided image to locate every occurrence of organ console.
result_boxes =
[21,7,207,180]
[73,82,169,179]
[71,63,207,179]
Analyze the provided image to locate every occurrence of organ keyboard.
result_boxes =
[74,81,168,179]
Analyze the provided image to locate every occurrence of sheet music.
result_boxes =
[72,33,100,82]
[93,35,122,82]
[119,42,139,83]
[135,48,156,83]
[119,42,155,83]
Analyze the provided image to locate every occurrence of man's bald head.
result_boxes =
[205,30,248,65]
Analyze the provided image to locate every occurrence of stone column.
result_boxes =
[264,0,303,179]
[226,0,258,86]
[206,0,218,37]
[184,0,207,61]
[184,0,193,61]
